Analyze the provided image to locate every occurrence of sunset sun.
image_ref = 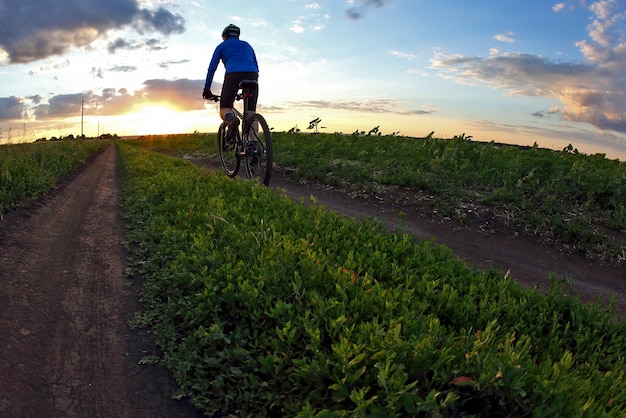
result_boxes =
[130,105,187,135]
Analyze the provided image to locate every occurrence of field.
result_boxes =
[1,134,625,417]
[128,132,626,264]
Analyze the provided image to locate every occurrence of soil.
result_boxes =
[0,144,624,416]
[0,145,204,417]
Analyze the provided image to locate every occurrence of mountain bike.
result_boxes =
[207,80,273,186]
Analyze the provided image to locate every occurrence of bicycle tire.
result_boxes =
[243,113,273,186]
[217,122,240,177]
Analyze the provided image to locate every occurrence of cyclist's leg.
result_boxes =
[242,73,259,136]
[244,74,259,113]
[220,73,240,122]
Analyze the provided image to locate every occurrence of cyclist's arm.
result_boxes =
[252,49,259,72]
[204,44,223,90]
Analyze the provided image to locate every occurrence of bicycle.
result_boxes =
[207,80,273,186]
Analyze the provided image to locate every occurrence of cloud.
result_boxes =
[109,65,138,73]
[0,0,185,64]
[346,0,391,20]
[135,7,186,35]
[285,99,433,116]
[107,37,166,54]
[30,78,205,120]
[139,79,205,111]
[0,97,27,121]
[159,59,191,69]
[290,4,329,34]
[430,0,626,135]
[108,38,141,54]
[493,31,516,43]
[390,50,416,60]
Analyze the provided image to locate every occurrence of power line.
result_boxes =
[3,0,75,93]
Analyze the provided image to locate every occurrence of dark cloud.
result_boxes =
[159,59,191,69]
[108,38,139,54]
[135,7,185,35]
[0,97,27,121]
[45,93,84,117]
[88,64,136,79]
[0,0,185,63]
[109,65,138,73]
[108,37,167,54]
[145,38,167,51]
[91,67,104,79]
[346,0,391,20]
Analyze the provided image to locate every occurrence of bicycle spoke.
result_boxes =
[217,123,240,177]
[243,113,273,186]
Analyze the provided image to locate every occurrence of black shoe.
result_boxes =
[226,117,240,141]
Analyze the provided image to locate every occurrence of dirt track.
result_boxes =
[265,166,626,317]
[0,144,624,416]
[0,145,203,417]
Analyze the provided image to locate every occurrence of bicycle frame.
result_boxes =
[209,80,273,185]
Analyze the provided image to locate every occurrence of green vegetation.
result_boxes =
[3,135,624,416]
[139,131,626,263]
[0,140,109,214]
[119,142,625,417]
[124,132,216,156]
[273,132,626,264]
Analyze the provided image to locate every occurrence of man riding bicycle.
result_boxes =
[202,24,259,140]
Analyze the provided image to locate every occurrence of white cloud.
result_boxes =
[493,31,515,43]
[430,0,626,135]
[290,22,305,33]
[390,50,416,60]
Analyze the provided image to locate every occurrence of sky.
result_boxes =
[1,0,626,161]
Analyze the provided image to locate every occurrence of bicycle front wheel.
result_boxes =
[243,113,273,186]
[217,122,240,177]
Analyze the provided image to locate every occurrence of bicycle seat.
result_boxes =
[239,79,258,88]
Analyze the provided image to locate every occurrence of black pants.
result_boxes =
[221,72,258,112]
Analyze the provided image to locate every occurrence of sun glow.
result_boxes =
[128,105,189,135]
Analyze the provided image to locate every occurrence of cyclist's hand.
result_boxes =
[202,88,214,100]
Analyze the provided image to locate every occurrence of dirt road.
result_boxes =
[0,145,203,417]
[0,144,623,416]
[266,168,626,316]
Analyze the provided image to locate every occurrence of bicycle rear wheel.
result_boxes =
[217,122,240,177]
[243,113,273,186]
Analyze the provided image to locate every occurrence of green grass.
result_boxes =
[137,131,626,263]
[118,141,626,417]
[0,140,109,214]
[275,132,626,263]
[8,136,622,416]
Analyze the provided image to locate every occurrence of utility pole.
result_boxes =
[81,97,84,137]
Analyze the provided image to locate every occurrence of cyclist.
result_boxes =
[202,24,259,140]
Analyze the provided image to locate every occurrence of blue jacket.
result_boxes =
[204,37,259,89]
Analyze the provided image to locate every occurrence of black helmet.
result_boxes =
[222,24,240,38]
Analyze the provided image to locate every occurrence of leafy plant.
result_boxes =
[0,140,108,214]
[118,141,626,417]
